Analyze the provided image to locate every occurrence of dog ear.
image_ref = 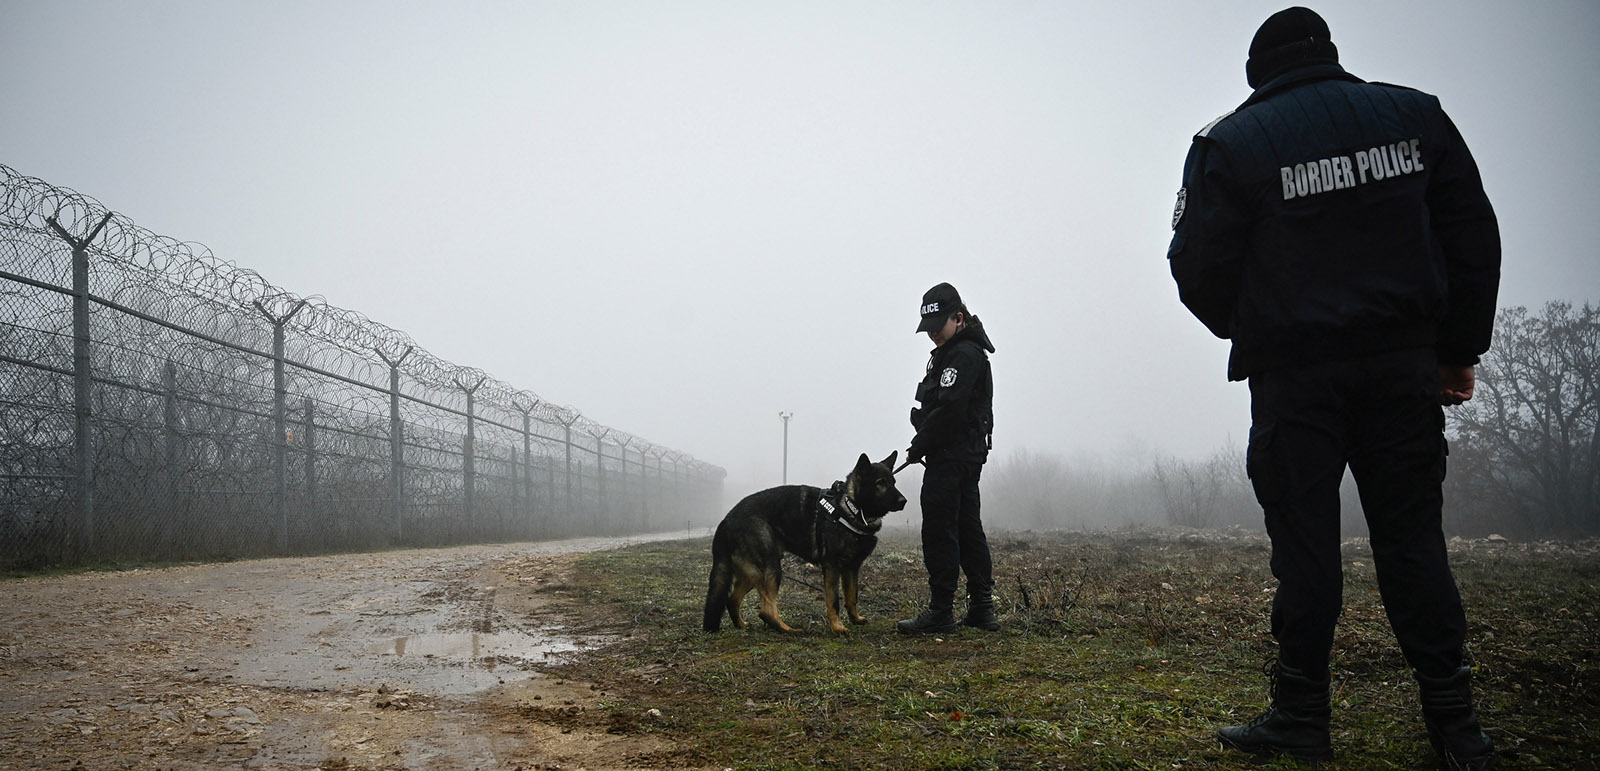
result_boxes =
[881,450,898,469]
[856,453,871,472]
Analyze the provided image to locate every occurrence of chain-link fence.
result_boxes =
[0,164,724,571]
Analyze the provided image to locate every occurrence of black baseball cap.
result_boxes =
[916,282,963,333]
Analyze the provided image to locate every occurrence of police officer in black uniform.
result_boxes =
[898,282,999,635]
[1167,8,1500,769]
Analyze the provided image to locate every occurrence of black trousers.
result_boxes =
[1247,348,1467,681]
[920,459,994,606]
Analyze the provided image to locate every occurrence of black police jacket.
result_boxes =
[1167,63,1501,381]
[909,319,994,464]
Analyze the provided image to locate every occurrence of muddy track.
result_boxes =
[0,535,704,770]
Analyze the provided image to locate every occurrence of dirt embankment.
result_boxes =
[0,536,702,770]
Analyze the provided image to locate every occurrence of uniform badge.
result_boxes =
[940,368,957,387]
[1171,188,1186,230]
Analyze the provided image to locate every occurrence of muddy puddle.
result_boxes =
[0,532,709,770]
[373,629,583,664]
[223,533,689,697]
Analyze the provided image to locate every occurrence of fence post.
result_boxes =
[651,448,669,532]
[162,359,180,549]
[506,441,517,518]
[546,448,557,534]
[632,442,646,532]
[522,408,535,535]
[664,453,677,526]
[455,376,486,536]
[46,212,112,557]
[508,444,519,534]
[254,299,307,553]
[672,453,686,524]
[589,429,610,532]
[560,418,577,525]
[302,395,317,539]
[377,346,412,541]
[513,401,537,538]
[616,437,636,534]
[640,441,659,534]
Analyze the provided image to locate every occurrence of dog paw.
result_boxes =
[760,614,799,633]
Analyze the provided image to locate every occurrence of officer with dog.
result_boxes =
[898,282,999,635]
[1167,7,1500,768]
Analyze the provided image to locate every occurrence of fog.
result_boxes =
[4,1,1596,528]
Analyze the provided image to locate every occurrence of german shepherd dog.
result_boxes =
[703,452,907,634]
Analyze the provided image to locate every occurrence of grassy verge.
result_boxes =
[542,530,1598,769]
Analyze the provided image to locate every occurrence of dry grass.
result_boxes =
[544,529,1600,769]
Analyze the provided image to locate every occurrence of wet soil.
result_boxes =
[0,535,705,770]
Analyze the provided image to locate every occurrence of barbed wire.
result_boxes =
[1,164,723,461]
[0,163,723,568]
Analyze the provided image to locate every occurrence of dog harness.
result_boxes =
[818,481,872,536]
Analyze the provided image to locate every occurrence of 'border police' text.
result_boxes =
[1282,138,1423,201]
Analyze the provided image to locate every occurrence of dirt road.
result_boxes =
[0,535,702,770]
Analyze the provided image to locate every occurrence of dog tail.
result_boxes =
[703,557,733,632]
[703,525,734,632]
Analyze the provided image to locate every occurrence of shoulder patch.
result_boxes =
[1196,110,1235,139]
[1171,188,1187,230]
[940,367,957,387]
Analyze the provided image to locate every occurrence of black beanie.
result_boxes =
[1246,7,1339,89]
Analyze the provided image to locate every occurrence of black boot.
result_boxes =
[1417,667,1496,770]
[961,595,999,631]
[1217,658,1333,763]
[897,599,958,635]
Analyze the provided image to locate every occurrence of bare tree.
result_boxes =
[1151,439,1253,529]
[1447,302,1600,537]
[987,448,1071,529]
[985,448,1169,530]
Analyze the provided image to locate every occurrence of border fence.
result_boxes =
[0,164,724,571]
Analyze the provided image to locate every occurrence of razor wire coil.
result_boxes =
[0,163,723,569]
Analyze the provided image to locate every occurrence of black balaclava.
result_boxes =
[1246,7,1339,89]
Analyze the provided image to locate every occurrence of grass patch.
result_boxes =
[540,530,1599,769]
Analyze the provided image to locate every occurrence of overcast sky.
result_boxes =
[3,1,1596,499]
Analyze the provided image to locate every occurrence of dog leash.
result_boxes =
[892,457,922,476]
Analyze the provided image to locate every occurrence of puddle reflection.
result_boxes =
[374,631,582,666]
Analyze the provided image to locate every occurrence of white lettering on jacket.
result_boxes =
[1281,138,1423,201]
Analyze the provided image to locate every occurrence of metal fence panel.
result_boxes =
[0,164,724,570]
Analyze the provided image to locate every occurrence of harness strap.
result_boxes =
[820,481,872,535]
